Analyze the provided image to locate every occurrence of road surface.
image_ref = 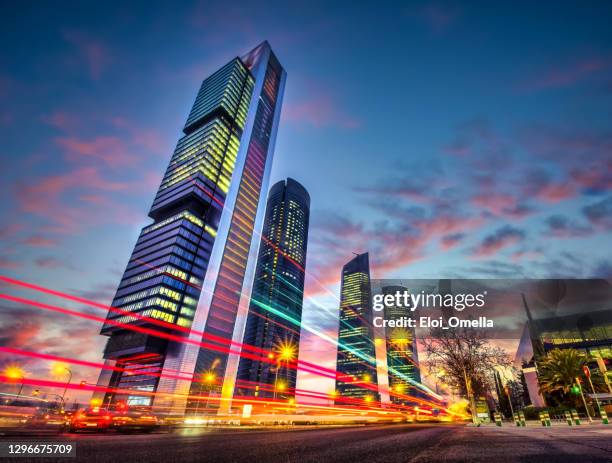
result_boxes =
[1,423,611,462]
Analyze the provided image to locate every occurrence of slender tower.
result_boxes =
[235,178,310,402]
[335,252,380,405]
[95,42,286,416]
[381,285,421,405]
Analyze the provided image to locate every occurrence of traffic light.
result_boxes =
[79,380,87,387]
[571,384,581,394]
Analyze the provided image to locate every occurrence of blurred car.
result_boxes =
[112,407,159,433]
[68,408,114,432]
[26,410,69,430]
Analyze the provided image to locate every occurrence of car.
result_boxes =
[26,410,69,430]
[112,407,159,433]
[68,408,114,432]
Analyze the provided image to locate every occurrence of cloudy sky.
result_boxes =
[0,1,611,404]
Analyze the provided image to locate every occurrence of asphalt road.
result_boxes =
[1,423,611,462]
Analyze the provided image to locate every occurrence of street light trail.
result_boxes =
[0,275,370,391]
[0,293,375,401]
[0,275,443,405]
[0,373,431,418]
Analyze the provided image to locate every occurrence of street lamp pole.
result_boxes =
[273,362,280,400]
[16,379,24,401]
[60,367,72,410]
[4,366,26,403]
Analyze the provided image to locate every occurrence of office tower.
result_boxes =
[335,252,380,404]
[235,178,310,401]
[95,42,286,415]
[381,285,421,406]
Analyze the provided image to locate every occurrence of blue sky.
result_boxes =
[0,1,611,402]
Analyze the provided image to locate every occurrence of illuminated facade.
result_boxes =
[335,252,380,404]
[381,285,421,405]
[235,178,310,401]
[515,287,612,406]
[95,42,286,415]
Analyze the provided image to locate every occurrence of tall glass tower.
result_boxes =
[381,285,421,406]
[235,178,310,402]
[95,42,286,416]
[335,252,380,405]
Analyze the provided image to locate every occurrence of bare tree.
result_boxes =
[422,325,510,423]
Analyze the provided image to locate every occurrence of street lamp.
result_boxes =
[50,363,72,410]
[194,371,216,415]
[203,371,215,410]
[273,341,297,400]
[3,365,25,401]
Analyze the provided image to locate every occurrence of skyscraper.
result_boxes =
[95,42,286,415]
[381,285,421,406]
[335,252,380,405]
[236,178,310,401]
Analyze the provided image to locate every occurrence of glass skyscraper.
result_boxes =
[235,178,310,402]
[95,42,286,415]
[381,285,421,406]
[335,252,380,405]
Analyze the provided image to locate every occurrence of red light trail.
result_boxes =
[0,275,447,412]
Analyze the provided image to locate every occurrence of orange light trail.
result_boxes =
[0,276,447,411]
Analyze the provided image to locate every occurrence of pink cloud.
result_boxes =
[22,236,59,247]
[472,193,517,215]
[571,166,612,193]
[534,182,576,202]
[282,86,360,130]
[414,213,482,237]
[42,111,81,131]
[62,30,112,80]
[55,135,135,168]
[511,249,543,262]
[439,233,464,250]
[0,224,23,240]
[111,117,168,156]
[0,304,106,403]
[521,57,610,91]
[295,326,339,403]
[34,256,66,269]
[0,257,21,270]
[305,208,483,296]
[16,166,130,234]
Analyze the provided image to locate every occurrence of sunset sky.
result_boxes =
[0,1,611,404]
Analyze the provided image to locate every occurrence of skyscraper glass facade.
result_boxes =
[335,252,380,404]
[95,42,286,415]
[236,178,310,401]
[381,285,421,406]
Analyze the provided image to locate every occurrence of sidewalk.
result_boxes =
[470,421,611,429]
